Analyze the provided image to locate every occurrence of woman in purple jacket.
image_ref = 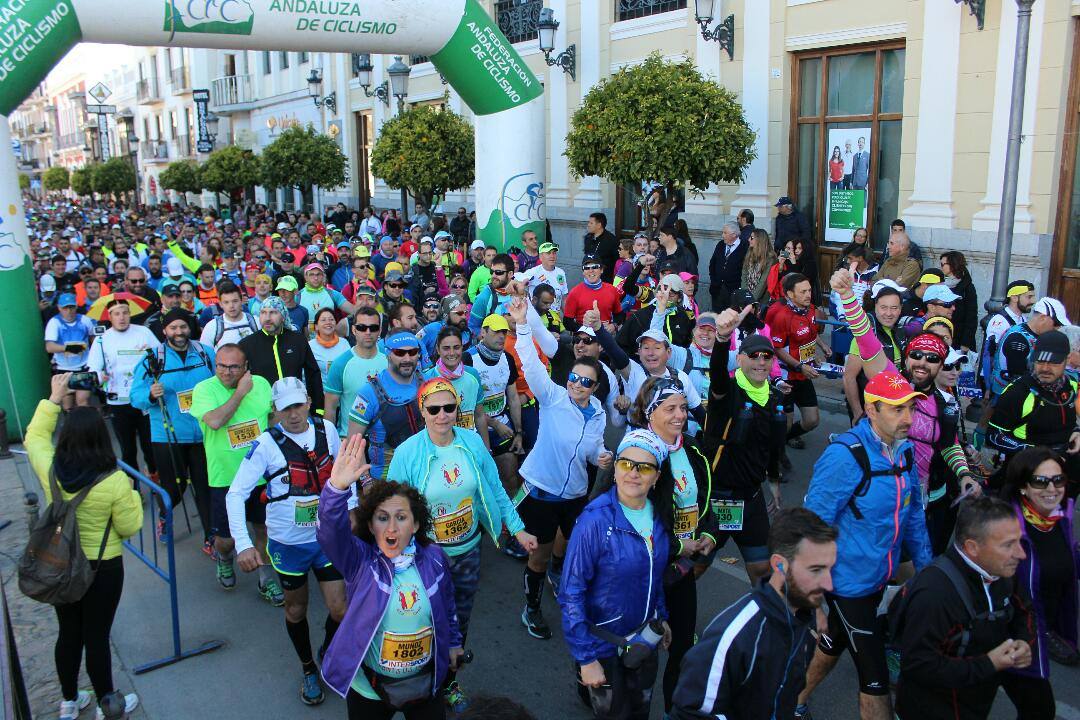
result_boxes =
[1002,446,1078,720]
[317,435,464,719]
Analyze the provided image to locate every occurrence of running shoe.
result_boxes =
[58,690,91,720]
[216,558,236,590]
[300,671,324,706]
[260,578,285,607]
[444,680,469,713]
[502,536,528,560]
[779,450,793,471]
[1048,630,1080,665]
[793,704,812,720]
[155,516,169,545]
[95,692,138,720]
[787,437,806,450]
[202,539,217,559]
[521,606,552,640]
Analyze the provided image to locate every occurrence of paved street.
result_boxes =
[4,395,1080,719]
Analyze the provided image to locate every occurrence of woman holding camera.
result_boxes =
[560,428,672,720]
[27,373,143,720]
[317,435,463,720]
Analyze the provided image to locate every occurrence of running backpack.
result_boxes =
[832,433,915,520]
[18,467,114,605]
[210,307,259,346]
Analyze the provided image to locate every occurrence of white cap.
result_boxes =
[944,349,968,366]
[870,279,905,298]
[659,275,685,293]
[166,257,184,276]
[276,222,290,231]
[470,239,485,251]
[39,275,56,292]
[575,326,597,338]
[1032,297,1071,326]
[637,328,670,346]
[272,377,308,410]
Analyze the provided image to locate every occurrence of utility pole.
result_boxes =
[986,0,1036,313]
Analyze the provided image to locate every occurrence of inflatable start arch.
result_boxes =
[0,0,547,433]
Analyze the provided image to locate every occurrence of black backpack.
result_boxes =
[832,432,915,520]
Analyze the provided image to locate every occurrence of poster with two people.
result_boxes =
[825,128,871,244]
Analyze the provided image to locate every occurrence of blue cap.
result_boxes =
[57,293,77,307]
[384,331,420,350]
[380,235,394,245]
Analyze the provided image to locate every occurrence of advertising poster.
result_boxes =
[824,127,872,244]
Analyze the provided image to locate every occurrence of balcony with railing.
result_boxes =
[141,140,169,162]
[31,121,50,136]
[56,132,81,150]
[136,78,161,104]
[170,66,191,93]
[211,74,254,112]
[616,0,687,21]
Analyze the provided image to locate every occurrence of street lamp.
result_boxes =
[694,0,735,60]
[387,56,411,220]
[354,53,390,106]
[538,8,576,81]
[306,68,337,114]
[205,111,219,150]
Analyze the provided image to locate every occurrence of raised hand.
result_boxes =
[506,296,528,326]
[830,268,854,296]
[329,435,371,490]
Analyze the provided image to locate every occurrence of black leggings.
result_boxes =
[54,557,124,701]
[346,689,445,720]
[151,442,212,541]
[663,572,697,710]
[109,404,156,475]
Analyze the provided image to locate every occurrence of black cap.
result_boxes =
[582,254,601,268]
[775,196,793,207]
[1033,330,1069,364]
[161,308,193,330]
[729,288,756,310]
[281,251,295,263]
[740,335,774,355]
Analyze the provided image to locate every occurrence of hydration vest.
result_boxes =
[368,375,421,449]
[832,432,915,521]
[264,422,334,503]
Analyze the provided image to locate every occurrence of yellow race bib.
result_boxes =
[433,500,474,544]
[227,419,261,450]
[674,506,699,540]
[379,628,433,671]
[177,390,194,414]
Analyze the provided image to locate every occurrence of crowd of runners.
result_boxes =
[23,195,1079,720]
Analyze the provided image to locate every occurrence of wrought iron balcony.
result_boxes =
[170,66,191,93]
[211,74,254,112]
[136,78,161,104]
[616,0,687,22]
[141,140,169,162]
[495,0,542,44]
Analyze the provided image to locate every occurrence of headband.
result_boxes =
[645,378,686,419]
[417,378,459,409]
[906,332,948,359]
[1006,281,1034,298]
[617,429,669,466]
[260,296,295,331]
[922,316,954,335]
[385,332,421,350]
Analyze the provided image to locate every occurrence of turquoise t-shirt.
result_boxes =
[348,371,421,480]
[424,444,481,556]
[351,564,434,700]
[668,448,699,542]
[297,286,347,338]
[620,499,655,552]
[325,350,388,437]
[422,366,484,432]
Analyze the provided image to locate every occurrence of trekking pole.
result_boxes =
[144,351,194,535]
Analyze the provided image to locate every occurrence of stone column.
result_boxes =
[729,0,772,223]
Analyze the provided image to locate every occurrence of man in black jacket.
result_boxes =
[708,222,748,312]
[896,496,1035,720]
[670,508,837,720]
[737,208,756,243]
[238,297,324,413]
[773,196,811,252]
[583,212,619,284]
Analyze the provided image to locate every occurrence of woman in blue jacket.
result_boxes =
[387,377,537,711]
[317,435,464,720]
[560,428,672,720]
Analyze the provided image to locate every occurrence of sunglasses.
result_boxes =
[491,269,509,276]
[567,371,597,388]
[386,282,406,289]
[615,458,659,479]
[929,301,956,309]
[451,284,466,290]
[1029,474,1067,489]
[354,323,381,333]
[424,303,441,310]
[943,362,963,371]
[391,348,420,358]
[746,350,774,360]
[354,264,369,270]
[573,335,596,346]
[583,264,602,271]
[907,350,943,364]
[424,402,458,417]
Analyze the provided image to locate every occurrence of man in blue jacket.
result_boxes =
[131,308,215,549]
[798,370,933,720]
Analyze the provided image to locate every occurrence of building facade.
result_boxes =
[14,0,1080,316]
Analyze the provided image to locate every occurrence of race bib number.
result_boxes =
[433,500,474,544]
[481,394,505,415]
[455,411,475,430]
[177,390,193,414]
[294,497,318,527]
[674,506,699,540]
[227,420,261,450]
[379,628,433,671]
[711,499,745,532]
[798,341,817,364]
